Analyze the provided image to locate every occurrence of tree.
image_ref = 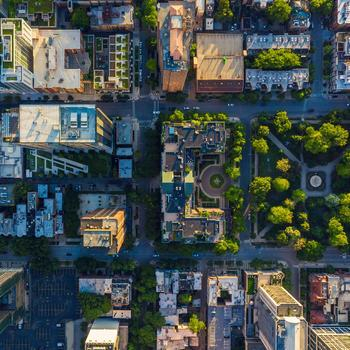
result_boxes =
[226,239,239,254]
[138,325,157,347]
[339,205,350,224]
[225,165,240,180]
[310,0,333,15]
[179,293,193,304]
[74,256,106,275]
[13,181,31,204]
[215,0,234,22]
[284,226,301,241]
[293,237,306,251]
[249,177,271,201]
[277,232,289,245]
[146,58,157,73]
[78,293,111,321]
[276,158,291,173]
[188,314,206,334]
[71,7,89,29]
[169,109,184,122]
[328,217,348,248]
[304,126,330,154]
[144,311,165,329]
[273,111,292,134]
[252,138,269,154]
[268,206,293,224]
[214,239,239,255]
[225,186,244,209]
[253,50,301,70]
[337,150,350,178]
[190,43,197,58]
[320,123,348,148]
[292,189,306,203]
[141,0,157,29]
[272,177,290,192]
[325,194,340,208]
[267,0,292,23]
[297,240,324,261]
[257,125,270,137]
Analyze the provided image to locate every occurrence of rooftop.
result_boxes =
[157,325,199,350]
[32,29,84,90]
[246,68,309,92]
[19,104,97,144]
[116,121,132,145]
[332,32,350,92]
[261,285,302,306]
[336,0,350,26]
[310,326,350,349]
[118,159,132,179]
[208,275,244,306]
[90,4,134,28]
[85,317,119,346]
[196,33,244,93]
[79,278,113,295]
[246,33,311,52]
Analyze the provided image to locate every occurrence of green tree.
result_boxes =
[169,109,184,122]
[78,293,111,321]
[141,0,157,29]
[74,256,106,275]
[276,158,291,173]
[273,111,292,134]
[188,314,206,334]
[252,138,269,154]
[179,293,193,304]
[337,150,350,178]
[214,240,228,255]
[267,0,292,23]
[253,50,301,70]
[144,311,165,329]
[339,205,350,224]
[325,194,340,208]
[292,189,306,203]
[310,0,333,15]
[225,186,244,209]
[249,177,272,201]
[138,325,157,347]
[297,240,324,261]
[190,43,197,58]
[226,239,239,254]
[268,206,293,224]
[272,177,290,192]
[328,217,348,248]
[71,7,89,29]
[215,0,234,22]
[225,165,240,180]
[284,226,301,241]
[277,232,289,245]
[13,181,31,204]
[257,125,270,137]
[146,58,157,73]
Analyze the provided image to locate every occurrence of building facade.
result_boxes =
[256,285,307,350]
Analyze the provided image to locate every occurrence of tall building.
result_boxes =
[0,268,25,334]
[17,104,114,154]
[85,317,120,350]
[309,326,350,350]
[157,1,194,92]
[256,285,307,350]
[80,208,126,254]
[0,18,35,93]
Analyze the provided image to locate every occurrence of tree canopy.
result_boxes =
[146,58,157,73]
[71,7,89,29]
[268,206,293,224]
[252,138,269,154]
[141,0,157,29]
[273,111,292,134]
[78,292,111,321]
[296,240,325,261]
[253,49,301,70]
[188,314,206,334]
[310,0,334,15]
[328,217,348,248]
[337,150,350,178]
[267,0,292,23]
[276,158,291,173]
[292,189,306,203]
[249,177,271,201]
[272,177,290,192]
[215,0,234,22]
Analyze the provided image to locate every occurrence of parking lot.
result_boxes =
[0,268,80,350]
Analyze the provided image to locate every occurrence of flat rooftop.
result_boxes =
[337,0,350,25]
[86,318,119,345]
[246,34,311,51]
[196,33,244,93]
[90,5,134,27]
[19,104,97,144]
[261,285,301,306]
[32,29,82,90]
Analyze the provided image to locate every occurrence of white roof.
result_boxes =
[19,105,60,143]
[79,278,112,295]
[85,318,119,345]
[32,29,81,90]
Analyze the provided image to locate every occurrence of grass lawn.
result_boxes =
[210,174,224,188]
[247,277,256,295]
[258,140,283,178]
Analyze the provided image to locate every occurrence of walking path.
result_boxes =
[267,133,301,163]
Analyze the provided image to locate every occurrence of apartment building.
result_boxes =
[0,18,35,93]
[246,68,309,92]
[17,104,114,154]
[333,0,350,30]
[256,285,307,350]
[80,208,126,254]
[157,325,199,349]
[158,0,195,92]
[331,32,350,93]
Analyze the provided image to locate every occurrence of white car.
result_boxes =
[183,106,190,110]
[227,103,234,107]
[193,106,200,110]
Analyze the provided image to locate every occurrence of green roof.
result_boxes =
[162,171,174,183]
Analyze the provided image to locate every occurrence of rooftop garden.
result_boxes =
[8,0,54,17]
